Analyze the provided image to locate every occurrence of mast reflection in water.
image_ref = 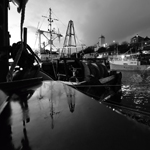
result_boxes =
[35,81,77,129]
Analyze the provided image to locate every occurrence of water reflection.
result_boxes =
[48,82,61,129]
[36,82,77,116]
[20,128,31,150]
[0,90,33,150]
[1,80,150,149]
[11,90,34,127]
[0,102,14,150]
[36,82,63,129]
[63,84,76,113]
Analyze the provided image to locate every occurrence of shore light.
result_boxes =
[121,55,125,59]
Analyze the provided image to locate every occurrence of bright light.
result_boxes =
[121,55,125,59]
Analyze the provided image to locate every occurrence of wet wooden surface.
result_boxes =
[0,81,150,150]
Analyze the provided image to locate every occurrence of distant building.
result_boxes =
[130,34,143,43]
[130,34,150,45]
[98,35,105,47]
[143,45,150,51]
[130,34,150,51]
[94,35,106,51]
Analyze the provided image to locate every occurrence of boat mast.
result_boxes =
[38,8,63,55]
[48,8,52,55]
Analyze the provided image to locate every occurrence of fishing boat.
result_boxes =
[36,9,122,95]
[109,51,150,71]
[58,58,122,99]
[0,0,122,116]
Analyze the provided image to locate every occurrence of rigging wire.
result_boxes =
[51,10,65,47]
[75,34,85,48]
[34,22,40,49]
[51,10,67,28]
[39,9,49,30]
[33,10,49,50]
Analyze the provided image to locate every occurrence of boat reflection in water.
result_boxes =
[1,79,150,149]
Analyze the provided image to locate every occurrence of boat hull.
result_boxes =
[64,71,122,100]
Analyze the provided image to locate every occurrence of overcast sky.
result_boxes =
[8,0,150,49]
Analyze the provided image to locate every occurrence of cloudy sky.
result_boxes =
[8,0,150,50]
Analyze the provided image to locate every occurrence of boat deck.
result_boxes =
[0,81,150,150]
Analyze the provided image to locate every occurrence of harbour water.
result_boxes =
[121,70,150,112]
[103,70,150,129]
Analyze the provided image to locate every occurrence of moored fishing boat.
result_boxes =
[36,8,122,94]
[59,58,122,99]
[0,0,122,117]
[109,52,150,71]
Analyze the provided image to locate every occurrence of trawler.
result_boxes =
[36,8,122,95]
[0,0,122,114]
[109,50,150,71]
